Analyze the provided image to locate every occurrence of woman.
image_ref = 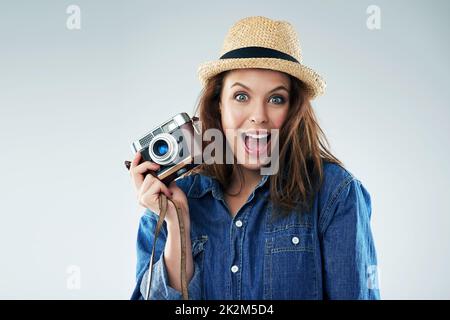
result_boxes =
[129,16,380,300]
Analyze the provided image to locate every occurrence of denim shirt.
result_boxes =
[130,162,380,300]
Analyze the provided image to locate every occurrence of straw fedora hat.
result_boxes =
[197,16,326,99]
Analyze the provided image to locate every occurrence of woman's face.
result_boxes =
[219,68,290,171]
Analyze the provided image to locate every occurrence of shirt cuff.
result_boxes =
[140,252,202,300]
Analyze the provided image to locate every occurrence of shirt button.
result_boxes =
[235,220,243,228]
[231,265,239,273]
[292,236,300,245]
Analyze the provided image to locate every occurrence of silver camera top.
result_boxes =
[131,113,191,154]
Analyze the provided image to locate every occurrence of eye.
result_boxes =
[269,95,286,105]
[234,93,249,102]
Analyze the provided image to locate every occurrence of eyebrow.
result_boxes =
[230,82,290,94]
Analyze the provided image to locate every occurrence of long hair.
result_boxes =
[189,70,344,217]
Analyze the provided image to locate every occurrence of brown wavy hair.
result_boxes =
[189,69,344,217]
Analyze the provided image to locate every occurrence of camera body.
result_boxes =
[131,113,202,184]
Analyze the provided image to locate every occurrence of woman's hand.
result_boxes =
[129,152,190,229]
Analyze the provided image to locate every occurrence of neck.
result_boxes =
[227,166,263,196]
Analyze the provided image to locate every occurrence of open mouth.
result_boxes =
[241,130,271,156]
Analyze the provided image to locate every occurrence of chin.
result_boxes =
[235,153,271,171]
[238,162,264,171]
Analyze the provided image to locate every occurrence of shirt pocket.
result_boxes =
[264,227,317,299]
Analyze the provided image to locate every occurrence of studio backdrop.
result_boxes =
[0,0,449,299]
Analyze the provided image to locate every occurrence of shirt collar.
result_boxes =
[187,173,270,201]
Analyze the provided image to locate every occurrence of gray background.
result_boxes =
[0,0,449,299]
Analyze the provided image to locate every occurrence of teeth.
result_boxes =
[245,132,269,139]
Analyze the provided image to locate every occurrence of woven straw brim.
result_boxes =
[198,57,326,99]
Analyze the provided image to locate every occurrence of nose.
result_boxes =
[249,101,268,125]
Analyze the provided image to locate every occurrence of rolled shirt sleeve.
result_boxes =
[139,252,202,300]
[319,178,381,300]
[130,209,202,300]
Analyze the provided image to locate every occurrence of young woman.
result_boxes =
[129,16,380,300]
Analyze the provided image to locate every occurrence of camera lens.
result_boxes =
[153,140,169,157]
[148,133,179,165]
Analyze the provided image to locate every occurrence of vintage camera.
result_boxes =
[131,113,202,184]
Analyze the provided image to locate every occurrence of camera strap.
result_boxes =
[145,194,189,300]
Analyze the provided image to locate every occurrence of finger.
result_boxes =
[132,161,160,175]
[139,179,172,210]
[168,181,185,195]
[146,179,173,199]
[139,173,157,195]
[168,180,176,188]
[132,163,158,191]
[139,174,173,198]
[130,152,141,169]
[131,162,161,190]
[168,180,180,190]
